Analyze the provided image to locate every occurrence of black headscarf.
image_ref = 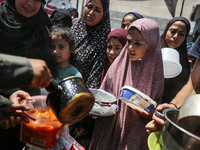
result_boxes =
[0,0,58,95]
[161,17,191,103]
[0,0,57,77]
[50,8,72,28]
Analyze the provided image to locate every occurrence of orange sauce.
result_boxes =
[20,109,63,149]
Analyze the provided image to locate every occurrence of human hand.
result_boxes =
[134,108,155,119]
[0,104,30,129]
[28,59,52,88]
[145,103,176,134]
[9,90,32,104]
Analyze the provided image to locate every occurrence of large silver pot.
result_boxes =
[157,109,200,150]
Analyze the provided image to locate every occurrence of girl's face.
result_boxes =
[83,0,103,26]
[165,21,187,48]
[107,37,123,64]
[127,28,148,61]
[122,14,136,30]
[52,35,71,67]
[15,0,41,18]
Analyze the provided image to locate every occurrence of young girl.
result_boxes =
[101,28,127,82]
[89,18,164,150]
[51,26,82,79]
[121,12,143,30]
[50,8,72,28]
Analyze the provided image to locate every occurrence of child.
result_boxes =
[101,28,127,82]
[50,8,72,28]
[51,26,82,79]
[121,12,143,30]
[89,18,164,150]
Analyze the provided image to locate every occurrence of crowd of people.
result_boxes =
[0,0,200,150]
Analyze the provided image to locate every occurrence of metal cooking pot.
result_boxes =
[45,76,95,125]
[177,94,200,136]
[156,109,200,150]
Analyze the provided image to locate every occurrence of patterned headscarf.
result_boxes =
[85,0,108,15]
[89,18,164,150]
[70,0,111,88]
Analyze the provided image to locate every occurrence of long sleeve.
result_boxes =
[0,54,33,89]
[0,95,13,111]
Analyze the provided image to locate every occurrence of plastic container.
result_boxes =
[119,86,157,113]
[161,47,182,78]
[20,95,64,149]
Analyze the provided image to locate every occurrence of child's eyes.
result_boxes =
[59,46,64,49]
[135,42,141,46]
[170,30,176,34]
[86,4,93,9]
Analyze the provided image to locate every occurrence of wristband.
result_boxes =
[169,102,178,109]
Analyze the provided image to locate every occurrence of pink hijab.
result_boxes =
[89,18,164,150]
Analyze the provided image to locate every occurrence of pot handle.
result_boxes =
[45,78,61,93]
[155,110,166,121]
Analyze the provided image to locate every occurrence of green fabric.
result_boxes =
[56,65,82,80]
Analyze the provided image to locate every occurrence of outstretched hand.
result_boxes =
[134,108,155,119]
[0,104,30,129]
[145,103,177,134]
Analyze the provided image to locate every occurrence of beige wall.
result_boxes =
[110,0,199,20]
[70,0,200,20]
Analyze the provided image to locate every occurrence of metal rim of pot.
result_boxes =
[163,109,200,140]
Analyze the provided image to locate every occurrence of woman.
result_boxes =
[161,17,191,103]
[121,12,143,30]
[0,0,57,95]
[70,0,111,89]
[89,18,164,150]
[0,0,56,149]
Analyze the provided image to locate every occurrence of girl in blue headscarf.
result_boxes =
[121,12,143,30]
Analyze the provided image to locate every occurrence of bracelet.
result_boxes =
[169,102,178,109]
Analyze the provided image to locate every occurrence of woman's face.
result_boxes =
[127,28,148,61]
[15,0,41,18]
[83,0,103,26]
[107,37,123,64]
[165,21,187,48]
[122,14,136,30]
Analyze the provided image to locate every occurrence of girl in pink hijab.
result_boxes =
[89,18,164,150]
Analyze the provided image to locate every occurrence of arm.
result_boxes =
[0,54,51,89]
[146,59,200,133]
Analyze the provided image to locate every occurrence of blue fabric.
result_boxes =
[188,35,200,60]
